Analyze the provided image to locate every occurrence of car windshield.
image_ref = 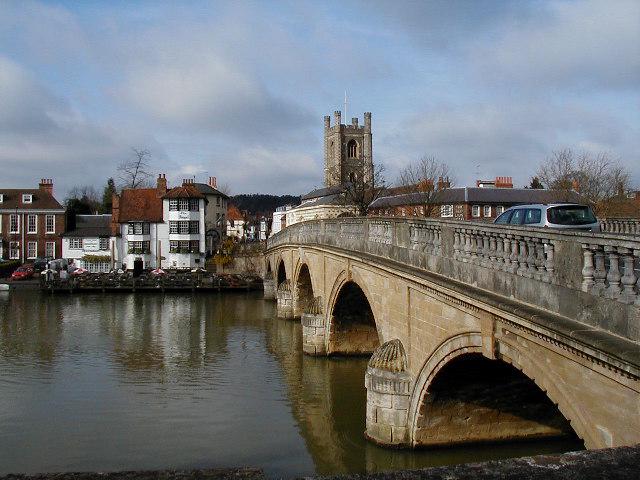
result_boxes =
[547,205,597,226]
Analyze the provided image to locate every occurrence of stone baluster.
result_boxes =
[635,249,640,307]
[480,233,490,267]
[462,230,471,262]
[469,231,479,264]
[534,239,546,281]
[501,235,510,272]
[453,230,461,260]
[543,241,554,283]
[581,244,595,292]
[619,247,637,304]
[517,238,528,276]
[526,237,537,278]
[494,234,504,271]
[591,245,607,296]
[509,236,519,274]
[434,228,441,256]
[604,246,621,299]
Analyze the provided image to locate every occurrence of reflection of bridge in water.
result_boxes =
[265,217,640,450]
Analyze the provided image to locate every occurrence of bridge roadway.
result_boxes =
[263,217,639,451]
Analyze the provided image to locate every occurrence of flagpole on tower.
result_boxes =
[344,90,348,124]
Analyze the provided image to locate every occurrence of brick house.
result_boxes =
[369,177,583,221]
[0,179,65,262]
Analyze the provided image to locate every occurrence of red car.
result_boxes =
[11,266,34,281]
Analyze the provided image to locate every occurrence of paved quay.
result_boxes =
[1,446,638,480]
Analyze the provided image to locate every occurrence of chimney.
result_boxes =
[157,174,167,196]
[39,178,53,195]
[182,178,194,186]
[495,176,513,189]
[437,176,450,190]
[111,193,120,236]
[209,176,217,189]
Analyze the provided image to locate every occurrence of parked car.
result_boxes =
[11,266,34,281]
[32,258,50,273]
[494,203,600,232]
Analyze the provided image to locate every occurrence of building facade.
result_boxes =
[0,179,65,262]
[62,214,115,272]
[193,177,229,255]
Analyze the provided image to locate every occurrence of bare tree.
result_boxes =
[118,148,153,189]
[537,148,632,214]
[341,162,387,216]
[396,155,454,217]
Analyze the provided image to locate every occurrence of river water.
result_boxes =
[0,290,582,477]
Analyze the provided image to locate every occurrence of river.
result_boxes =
[0,290,582,477]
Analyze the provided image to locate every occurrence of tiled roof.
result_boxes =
[301,185,345,200]
[62,214,112,237]
[227,205,244,221]
[370,188,584,209]
[162,183,205,199]
[0,189,64,211]
[193,183,229,199]
[118,188,163,222]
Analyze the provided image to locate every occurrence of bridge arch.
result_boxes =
[326,272,380,355]
[276,258,287,286]
[408,332,585,448]
[293,262,315,317]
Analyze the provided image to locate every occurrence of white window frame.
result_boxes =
[440,204,454,218]
[27,241,37,259]
[22,194,33,204]
[46,214,55,234]
[483,205,492,218]
[27,214,37,234]
[179,221,189,234]
[45,241,55,259]
[99,238,109,251]
[170,221,178,234]
[10,214,19,233]
[179,199,189,211]
[169,199,179,211]
[472,205,481,218]
[70,238,83,249]
[496,205,505,216]
[9,242,20,260]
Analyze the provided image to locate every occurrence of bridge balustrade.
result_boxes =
[601,218,640,236]
[268,217,640,341]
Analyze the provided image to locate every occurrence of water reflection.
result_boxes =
[0,291,581,477]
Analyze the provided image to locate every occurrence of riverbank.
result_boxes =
[1,445,637,480]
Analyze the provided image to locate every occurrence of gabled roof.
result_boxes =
[193,183,229,199]
[0,189,64,211]
[62,214,112,237]
[227,205,244,221]
[118,188,163,222]
[301,185,345,200]
[162,183,205,199]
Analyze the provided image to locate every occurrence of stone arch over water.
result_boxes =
[293,263,314,318]
[327,279,380,355]
[407,333,585,448]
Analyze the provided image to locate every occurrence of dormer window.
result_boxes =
[22,194,33,204]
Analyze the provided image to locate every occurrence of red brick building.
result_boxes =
[0,179,65,262]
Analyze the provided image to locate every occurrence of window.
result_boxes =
[472,205,480,218]
[189,198,199,211]
[99,238,109,250]
[189,221,199,234]
[128,240,150,254]
[22,194,33,204]
[27,241,37,259]
[70,238,83,249]
[9,242,20,259]
[483,206,491,218]
[547,205,597,226]
[128,222,149,235]
[170,221,178,234]
[509,209,525,225]
[46,214,55,234]
[347,139,357,158]
[494,210,513,224]
[45,241,55,259]
[170,240,179,252]
[27,214,37,233]
[179,199,189,211]
[216,196,220,206]
[440,204,453,218]
[10,214,19,233]
[496,205,505,216]
[169,199,179,211]
[524,208,542,225]
[0,193,3,203]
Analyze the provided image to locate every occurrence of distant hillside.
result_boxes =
[230,194,301,216]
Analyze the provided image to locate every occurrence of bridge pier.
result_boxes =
[276,280,294,319]
[365,340,412,447]
[301,313,326,355]
[263,278,275,300]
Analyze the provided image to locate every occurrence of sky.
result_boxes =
[0,0,638,199]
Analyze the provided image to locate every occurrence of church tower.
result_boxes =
[324,111,373,188]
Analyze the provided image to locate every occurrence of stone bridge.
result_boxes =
[263,217,639,451]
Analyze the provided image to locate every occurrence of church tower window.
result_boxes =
[347,140,357,158]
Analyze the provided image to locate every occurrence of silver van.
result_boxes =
[494,203,600,232]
